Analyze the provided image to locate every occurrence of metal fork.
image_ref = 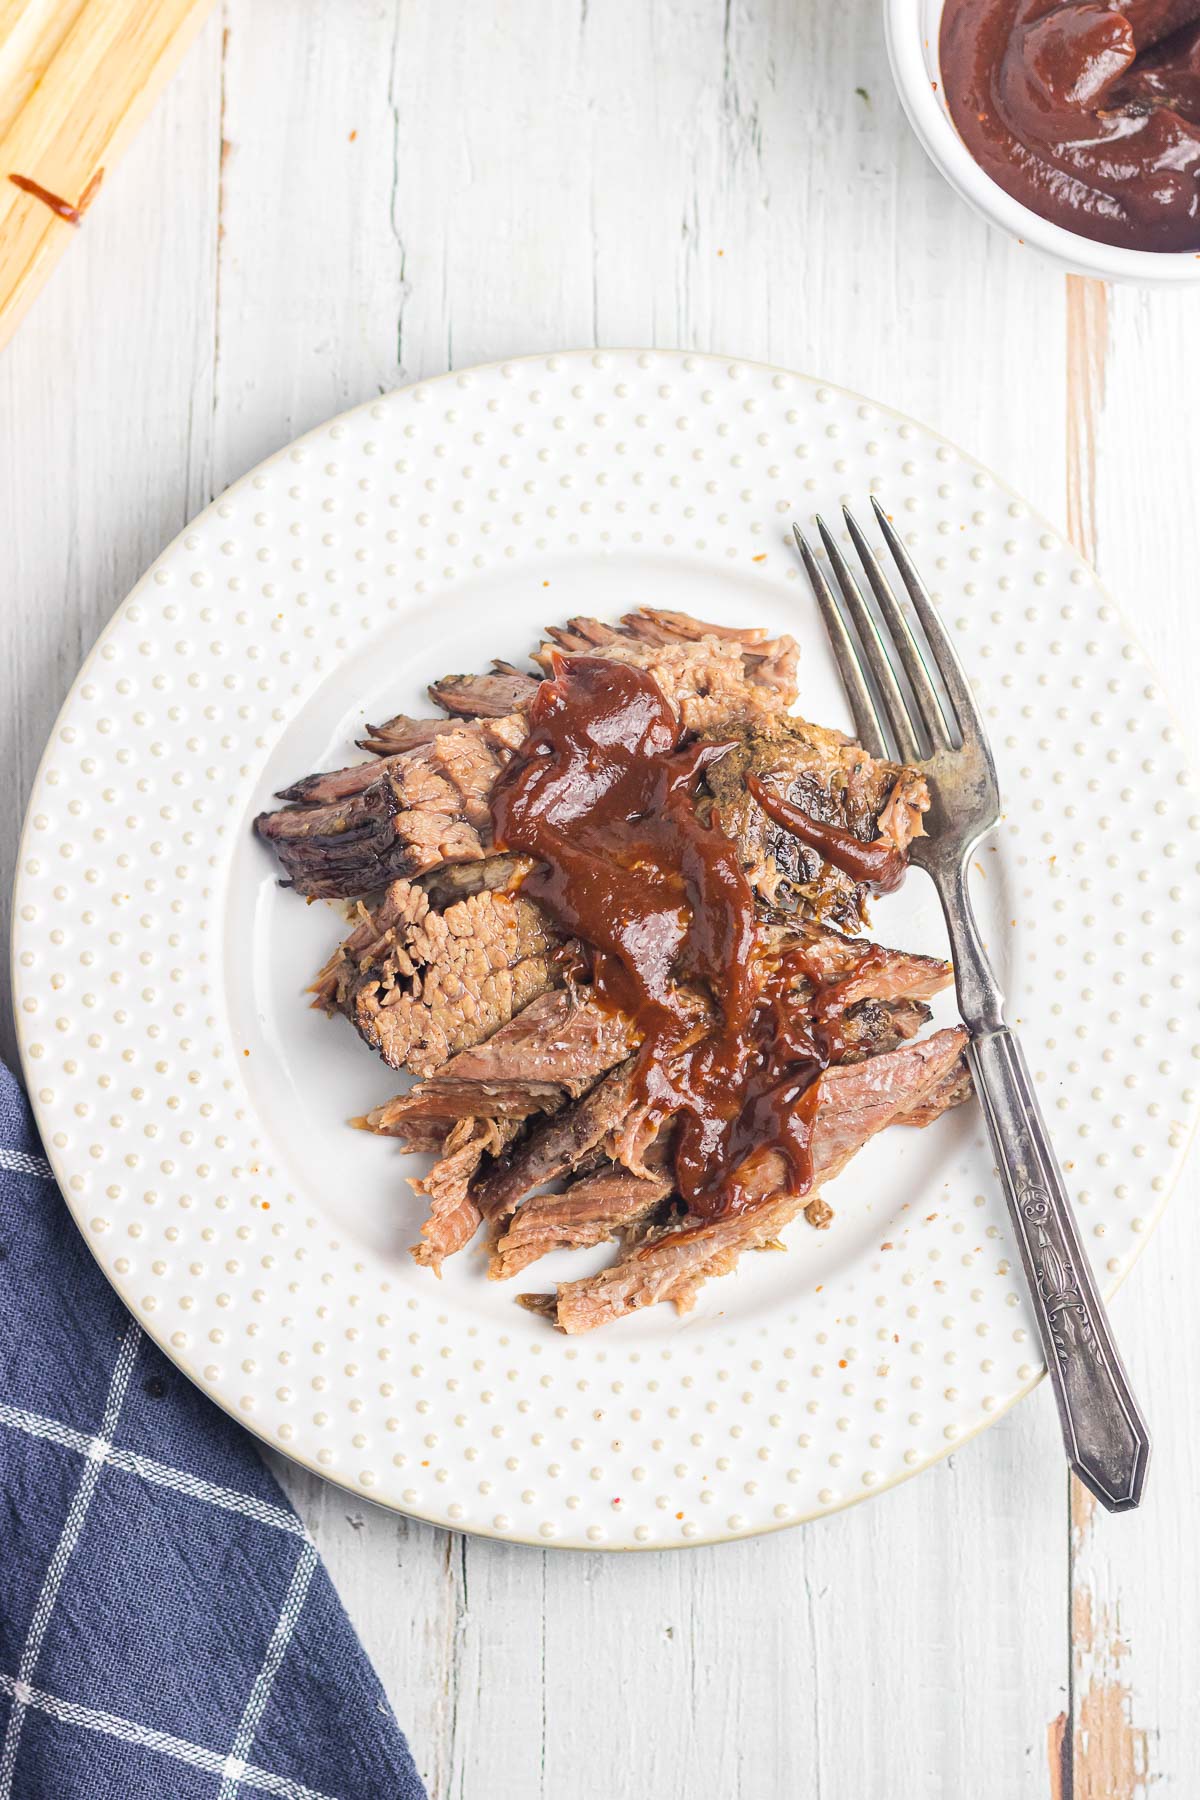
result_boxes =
[794,499,1150,1512]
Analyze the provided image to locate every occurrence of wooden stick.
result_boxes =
[0,0,215,352]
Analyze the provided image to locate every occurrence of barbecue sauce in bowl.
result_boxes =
[491,656,904,1221]
[940,0,1200,251]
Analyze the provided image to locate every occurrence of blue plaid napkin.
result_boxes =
[0,1060,427,1800]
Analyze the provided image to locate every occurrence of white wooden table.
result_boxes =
[3,5,1197,1795]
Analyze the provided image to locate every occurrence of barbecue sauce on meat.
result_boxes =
[941,0,1200,251]
[491,655,901,1221]
[746,775,907,895]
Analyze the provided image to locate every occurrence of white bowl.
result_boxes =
[883,0,1200,283]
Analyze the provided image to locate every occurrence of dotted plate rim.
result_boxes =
[12,348,1198,1550]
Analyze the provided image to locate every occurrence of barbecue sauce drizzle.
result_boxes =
[491,655,899,1221]
[9,168,104,226]
[746,774,907,895]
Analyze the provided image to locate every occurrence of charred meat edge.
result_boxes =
[254,609,807,896]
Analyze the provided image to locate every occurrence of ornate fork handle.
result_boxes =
[794,503,1151,1507]
[940,856,1150,1511]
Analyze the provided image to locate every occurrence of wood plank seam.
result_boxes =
[1064,271,1153,1800]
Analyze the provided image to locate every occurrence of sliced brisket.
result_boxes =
[428,669,539,717]
[535,1027,969,1331]
[260,612,804,894]
[472,1060,639,1224]
[836,996,934,1062]
[363,988,639,1132]
[356,716,463,756]
[258,608,974,1319]
[417,853,532,908]
[408,1115,520,1273]
[534,631,799,735]
[256,719,518,896]
[320,881,561,1079]
[490,1165,674,1280]
[309,880,429,1012]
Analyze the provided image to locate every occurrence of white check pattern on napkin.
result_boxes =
[0,1074,425,1800]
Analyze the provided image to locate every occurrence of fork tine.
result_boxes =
[870,497,986,748]
[842,507,953,754]
[815,516,922,766]
[791,524,887,759]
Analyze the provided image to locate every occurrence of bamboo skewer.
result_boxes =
[0,0,214,351]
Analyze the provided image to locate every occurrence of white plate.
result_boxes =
[13,350,1199,1549]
